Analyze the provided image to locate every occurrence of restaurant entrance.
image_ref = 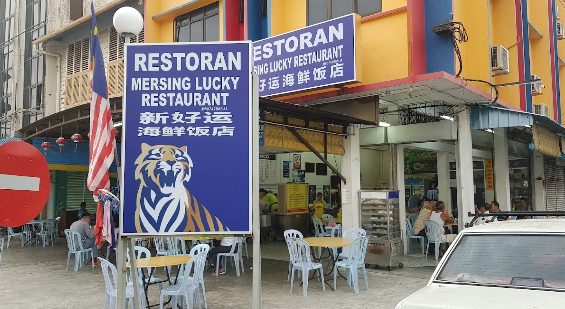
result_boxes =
[257,98,372,259]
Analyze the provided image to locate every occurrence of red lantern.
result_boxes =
[55,137,66,153]
[71,133,82,143]
[41,141,52,153]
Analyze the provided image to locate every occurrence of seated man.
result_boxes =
[429,201,457,244]
[70,212,99,266]
[209,237,237,275]
[412,201,436,236]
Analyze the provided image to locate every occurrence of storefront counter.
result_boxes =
[271,213,310,240]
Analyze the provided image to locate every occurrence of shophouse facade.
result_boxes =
[13,0,565,249]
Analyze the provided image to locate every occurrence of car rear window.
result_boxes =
[435,234,565,290]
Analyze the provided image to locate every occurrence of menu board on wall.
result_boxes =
[278,183,309,214]
[260,155,277,183]
[484,159,494,191]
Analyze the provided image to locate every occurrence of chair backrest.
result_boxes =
[176,237,188,255]
[405,218,415,237]
[342,228,366,240]
[154,237,166,252]
[327,224,342,237]
[7,227,17,236]
[312,217,325,237]
[189,244,210,256]
[64,229,75,251]
[345,236,369,266]
[179,256,197,290]
[98,257,118,293]
[408,213,418,227]
[192,252,207,283]
[127,245,151,261]
[424,220,444,242]
[70,231,85,251]
[293,238,314,265]
[283,229,303,240]
[165,237,179,255]
[321,214,334,220]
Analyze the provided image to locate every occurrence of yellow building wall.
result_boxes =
[144,0,224,43]
[270,0,409,100]
[528,0,556,119]
[452,0,492,95]
[490,0,521,110]
[558,1,565,122]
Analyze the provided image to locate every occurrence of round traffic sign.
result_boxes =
[0,141,50,227]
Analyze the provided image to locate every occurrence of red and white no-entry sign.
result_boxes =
[0,141,50,227]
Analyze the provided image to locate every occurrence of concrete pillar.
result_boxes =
[396,145,408,254]
[456,108,475,228]
[493,128,511,210]
[532,151,545,211]
[437,151,451,211]
[341,126,361,231]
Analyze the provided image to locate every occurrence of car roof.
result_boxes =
[463,219,565,234]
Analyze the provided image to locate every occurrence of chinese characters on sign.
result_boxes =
[121,42,252,235]
[484,159,494,191]
[253,14,360,97]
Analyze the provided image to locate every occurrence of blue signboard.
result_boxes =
[253,14,360,97]
[121,42,252,235]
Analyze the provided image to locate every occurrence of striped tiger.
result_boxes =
[134,143,226,233]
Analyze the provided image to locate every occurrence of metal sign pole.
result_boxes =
[116,236,127,309]
[127,238,142,309]
[252,73,262,309]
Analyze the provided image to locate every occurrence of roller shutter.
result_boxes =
[65,171,97,213]
[545,157,558,211]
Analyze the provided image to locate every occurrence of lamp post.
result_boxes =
[112,6,143,309]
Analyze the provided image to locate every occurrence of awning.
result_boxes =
[470,106,565,158]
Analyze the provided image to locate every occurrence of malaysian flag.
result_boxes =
[87,2,115,199]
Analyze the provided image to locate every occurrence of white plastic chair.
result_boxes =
[289,238,325,296]
[215,237,244,277]
[333,236,369,293]
[51,217,61,244]
[7,227,25,248]
[284,229,304,281]
[339,228,367,260]
[405,218,425,255]
[154,238,168,256]
[312,217,331,237]
[37,220,55,247]
[64,229,94,271]
[160,252,207,309]
[99,257,146,309]
[0,237,4,265]
[188,244,210,309]
[424,220,445,261]
[127,246,164,291]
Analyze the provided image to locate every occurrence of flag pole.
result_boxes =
[252,74,262,309]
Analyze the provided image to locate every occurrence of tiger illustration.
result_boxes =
[134,143,226,233]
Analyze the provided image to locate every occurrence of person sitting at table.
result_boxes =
[429,201,456,241]
[412,201,436,237]
[70,212,99,266]
[209,237,237,275]
[260,189,278,213]
[474,203,490,225]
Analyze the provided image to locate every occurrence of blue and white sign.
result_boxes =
[121,42,252,235]
[253,14,360,97]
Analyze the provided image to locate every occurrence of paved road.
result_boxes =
[0,243,432,308]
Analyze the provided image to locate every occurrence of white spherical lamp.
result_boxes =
[113,6,144,37]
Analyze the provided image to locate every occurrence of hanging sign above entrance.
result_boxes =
[253,14,361,97]
[121,42,253,235]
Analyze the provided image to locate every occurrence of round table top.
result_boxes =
[304,237,350,248]
[128,255,191,268]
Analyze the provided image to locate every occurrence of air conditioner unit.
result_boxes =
[531,75,543,95]
[558,23,565,39]
[534,104,550,117]
[491,45,510,75]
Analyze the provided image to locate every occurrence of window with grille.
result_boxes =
[109,27,144,61]
[23,0,47,126]
[66,38,90,75]
[307,0,382,25]
[175,3,219,42]
[0,0,17,138]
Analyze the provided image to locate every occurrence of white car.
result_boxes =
[396,219,565,309]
